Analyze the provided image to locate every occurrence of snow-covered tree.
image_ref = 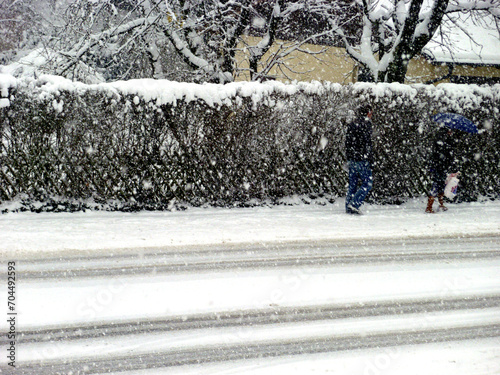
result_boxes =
[37,0,302,83]
[2,0,499,84]
[53,0,352,83]
[0,0,46,64]
[314,0,500,83]
[0,0,76,75]
[1,0,355,83]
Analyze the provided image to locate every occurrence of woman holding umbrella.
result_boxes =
[426,113,478,213]
[426,127,457,213]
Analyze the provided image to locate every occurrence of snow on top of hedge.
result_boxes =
[0,73,17,92]
[38,75,319,107]
[1,73,499,109]
[0,73,18,108]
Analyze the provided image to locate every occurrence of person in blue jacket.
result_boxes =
[345,104,373,215]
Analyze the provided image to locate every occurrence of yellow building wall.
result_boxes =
[405,56,451,83]
[237,36,500,85]
[453,64,500,78]
[236,36,356,83]
[406,56,500,84]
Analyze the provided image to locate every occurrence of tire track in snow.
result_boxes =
[14,324,500,374]
[15,236,500,279]
[14,294,500,343]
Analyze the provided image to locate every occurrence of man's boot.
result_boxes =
[426,196,435,213]
[438,194,448,211]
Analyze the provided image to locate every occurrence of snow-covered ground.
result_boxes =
[1,198,499,256]
[1,198,499,374]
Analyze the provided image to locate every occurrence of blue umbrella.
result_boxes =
[431,113,478,134]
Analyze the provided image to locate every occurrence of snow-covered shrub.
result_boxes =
[0,75,498,212]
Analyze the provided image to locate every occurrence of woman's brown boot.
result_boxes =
[438,194,448,211]
[426,196,435,213]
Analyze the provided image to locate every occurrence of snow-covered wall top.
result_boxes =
[31,75,335,108]
[0,73,17,108]
[1,73,499,110]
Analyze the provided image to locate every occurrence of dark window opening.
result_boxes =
[450,75,500,85]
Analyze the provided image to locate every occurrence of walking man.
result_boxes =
[345,104,373,215]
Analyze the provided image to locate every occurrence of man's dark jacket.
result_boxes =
[345,117,373,162]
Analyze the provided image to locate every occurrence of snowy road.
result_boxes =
[1,199,499,374]
[6,236,500,374]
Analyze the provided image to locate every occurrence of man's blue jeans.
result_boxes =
[346,161,373,210]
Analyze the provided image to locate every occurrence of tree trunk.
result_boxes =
[382,55,408,83]
[357,65,375,82]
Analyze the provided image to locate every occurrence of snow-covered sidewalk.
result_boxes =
[1,198,499,257]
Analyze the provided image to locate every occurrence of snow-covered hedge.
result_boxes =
[0,75,499,212]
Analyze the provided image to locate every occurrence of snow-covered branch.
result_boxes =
[319,0,498,83]
[58,16,160,77]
